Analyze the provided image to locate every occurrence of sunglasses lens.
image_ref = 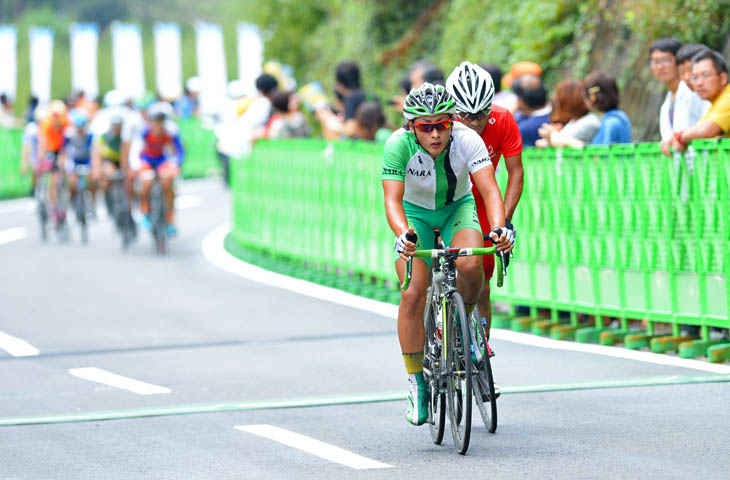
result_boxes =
[416,120,451,132]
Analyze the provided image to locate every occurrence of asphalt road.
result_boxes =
[1,178,729,479]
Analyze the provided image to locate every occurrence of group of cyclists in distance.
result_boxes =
[20,90,184,245]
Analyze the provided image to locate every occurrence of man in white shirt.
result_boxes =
[649,38,709,155]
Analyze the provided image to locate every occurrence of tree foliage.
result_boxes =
[4,0,730,138]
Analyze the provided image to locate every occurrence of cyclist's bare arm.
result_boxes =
[503,153,523,221]
[90,142,103,178]
[382,179,416,260]
[120,140,130,171]
[471,167,511,253]
[20,144,31,174]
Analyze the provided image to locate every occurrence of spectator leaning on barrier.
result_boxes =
[676,43,710,92]
[267,90,311,139]
[536,79,601,148]
[353,101,392,143]
[500,61,542,113]
[316,60,377,139]
[389,60,443,114]
[512,74,551,147]
[249,73,280,130]
[670,49,730,154]
[585,71,632,145]
[0,93,18,128]
[24,96,39,124]
[650,38,710,155]
[481,63,509,109]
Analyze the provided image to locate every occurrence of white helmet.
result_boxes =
[186,76,202,94]
[446,61,495,115]
[103,89,125,108]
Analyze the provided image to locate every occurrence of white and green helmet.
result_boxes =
[446,61,495,115]
[403,82,456,121]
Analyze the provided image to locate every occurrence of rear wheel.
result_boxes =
[37,179,49,241]
[446,291,471,455]
[150,181,167,255]
[471,308,498,433]
[423,286,445,445]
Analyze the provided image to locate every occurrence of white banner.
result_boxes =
[237,23,263,97]
[111,22,145,100]
[29,26,53,103]
[195,22,227,114]
[0,26,17,100]
[154,22,183,100]
[70,23,99,98]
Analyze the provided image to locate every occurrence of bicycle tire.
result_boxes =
[149,181,167,255]
[471,309,497,433]
[423,286,445,445]
[445,291,471,455]
[37,176,49,241]
[75,189,88,245]
[55,177,69,243]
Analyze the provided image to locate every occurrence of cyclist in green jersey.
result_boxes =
[382,83,512,426]
[92,111,125,211]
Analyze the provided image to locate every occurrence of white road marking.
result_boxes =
[490,329,730,374]
[203,223,730,374]
[0,227,27,245]
[0,198,34,215]
[176,194,202,210]
[235,424,393,470]
[0,330,39,357]
[202,223,397,319]
[68,368,171,395]
[178,178,221,194]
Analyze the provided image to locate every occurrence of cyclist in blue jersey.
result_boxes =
[66,109,95,215]
[382,83,512,426]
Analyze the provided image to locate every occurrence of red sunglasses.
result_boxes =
[413,119,453,133]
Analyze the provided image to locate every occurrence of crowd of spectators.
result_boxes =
[208,36,727,156]
[2,37,727,158]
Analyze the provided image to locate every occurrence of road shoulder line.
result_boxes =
[202,223,730,374]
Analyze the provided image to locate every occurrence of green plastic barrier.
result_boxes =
[0,128,31,199]
[231,138,730,339]
[178,118,219,179]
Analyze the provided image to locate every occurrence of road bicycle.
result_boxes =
[402,232,506,454]
[142,169,168,255]
[71,164,92,244]
[37,167,69,243]
[107,170,136,250]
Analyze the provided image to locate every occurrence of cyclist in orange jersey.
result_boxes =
[38,100,71,224]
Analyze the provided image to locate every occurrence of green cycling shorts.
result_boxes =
[394,194,481,268]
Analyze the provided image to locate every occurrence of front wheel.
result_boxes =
[423,287,445,445]
[445,291,471,455]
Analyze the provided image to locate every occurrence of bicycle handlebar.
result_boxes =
[401,245,504,291]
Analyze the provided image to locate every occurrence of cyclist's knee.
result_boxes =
[457,256,482,280]
[400,287,426,313]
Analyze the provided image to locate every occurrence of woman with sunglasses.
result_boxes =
[446,62,523,350]
[381,82,512,426]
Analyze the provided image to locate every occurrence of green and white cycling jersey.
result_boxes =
[381,121,492,210]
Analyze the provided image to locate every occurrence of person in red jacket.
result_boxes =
[446,61,524,342]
